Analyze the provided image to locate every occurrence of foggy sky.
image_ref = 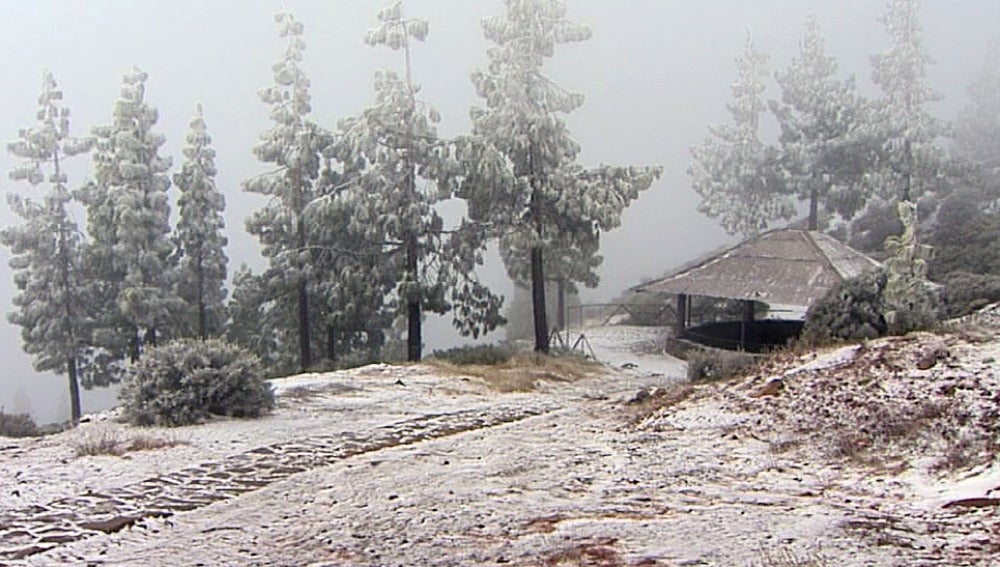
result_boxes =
[1,0,996,423]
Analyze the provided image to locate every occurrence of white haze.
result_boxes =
[0,0,995,424]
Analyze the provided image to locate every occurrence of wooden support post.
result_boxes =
[675,293,688,337]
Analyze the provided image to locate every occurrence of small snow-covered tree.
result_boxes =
[770,16,869,230]
[459,0,661,354]
[173,105,228,340]
[690,32,793,240]
[244,13,333,372]
[329,2,502,361]
[867,0,949,204]
[81,66,178,373]
[2,71,94,422]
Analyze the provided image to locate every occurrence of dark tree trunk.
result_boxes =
[808,184,819,231]
[67,358,81,424]
[556,278,566,331]
[531,246,549,354]
[298,278,311,372]
[406,232,422,362]
[196,252,207,340]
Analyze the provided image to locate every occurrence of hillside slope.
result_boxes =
[1,325,997,565]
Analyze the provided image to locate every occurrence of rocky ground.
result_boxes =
[0,323,998,566]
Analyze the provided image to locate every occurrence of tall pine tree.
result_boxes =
[330,2,502,361]
[244,13,333,372]
[2,71,94,422]
[173,105,228,340]
[867,0,948,203]
[690,32,792,239]
[770,16,868,230]
[80,66,177,375]
[460,0,660,353]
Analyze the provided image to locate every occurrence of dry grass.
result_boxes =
[74,428,188,457]
[427,352,603,393]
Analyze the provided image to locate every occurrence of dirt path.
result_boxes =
[1,404,551,562]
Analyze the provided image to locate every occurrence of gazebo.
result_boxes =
[632,229,881,351]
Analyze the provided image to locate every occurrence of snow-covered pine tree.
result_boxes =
[81,66,178,371]
[499,227,600,332]
[690,32,793,240]
[2,71,94,422]
[306,163,394,366]
[173,105,228,340]
[770,16,868,230]
[867,0,949,204]
[459,0,661,354]
[244,13,333,372]
[329,1,502,361]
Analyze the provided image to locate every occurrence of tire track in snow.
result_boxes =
[0,403,553,562]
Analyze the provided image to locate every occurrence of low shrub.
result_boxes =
[802,269,888,344]
[0,409,38,438]
[121,339,274,427]
[430,343,515,366]
[938,271,1000,318]
[686,348,756,382]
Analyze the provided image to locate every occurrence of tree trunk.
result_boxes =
[197,252,207,340]
[808,184,819,231]
[406,232,422,362]
[298,278,311,372]
[67,357,81,424]
[531,246,549,354]
[556,278,566,331]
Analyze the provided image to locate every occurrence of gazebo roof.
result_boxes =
[632,229,881,308]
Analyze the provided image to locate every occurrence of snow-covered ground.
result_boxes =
[1,324,998,566]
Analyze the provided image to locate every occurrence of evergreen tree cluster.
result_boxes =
[692,0,1000,319]
[3,1,660,421]
[690,0,984,244]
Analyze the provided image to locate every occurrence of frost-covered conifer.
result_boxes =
[329,2,502,361]
[81,66,178,370]
[173,105,228,340]
[244,14,333,372]
[771,16,868,230]
[690,33,792,240]
[459,0,661,353]
[867,0,948,203]
[2,71,94,421]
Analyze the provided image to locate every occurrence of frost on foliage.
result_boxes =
[770,15,869,227]
[80,66,179,373]
[328,2,503,360]
[883,200,937,333]
[243,13,334,371]
[120,339,273,427]
[173,105,228,340]
[865,0,949,203]
[458,0,660,351]
[1,71,96,419]
[690,33,792,240]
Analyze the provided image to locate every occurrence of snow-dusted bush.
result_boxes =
[121,339,274,427]
[802,269,889,344]
[0,409,39,438]
[686,349,756,382]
